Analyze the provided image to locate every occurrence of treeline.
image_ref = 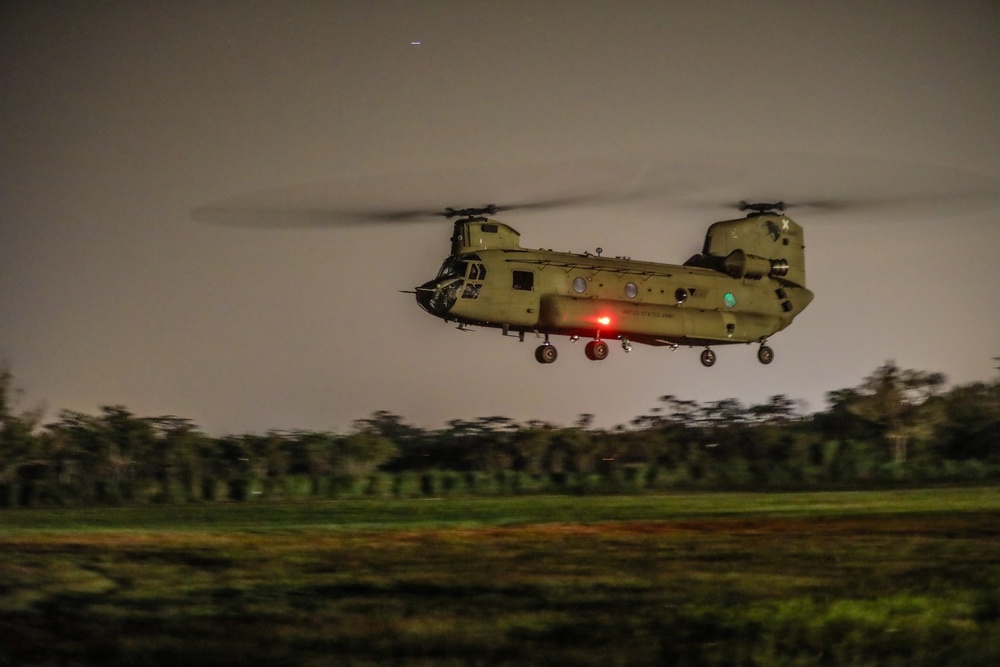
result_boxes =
[2,362,999,507]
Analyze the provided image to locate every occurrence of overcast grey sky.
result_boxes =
[2,1,999,434]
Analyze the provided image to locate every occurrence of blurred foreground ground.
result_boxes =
[2,488,999,666]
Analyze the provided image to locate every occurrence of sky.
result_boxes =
[2,1,999,434]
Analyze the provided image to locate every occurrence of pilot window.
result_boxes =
[464,262,487,281]
[512,270,534,291]
[437,258,467,279]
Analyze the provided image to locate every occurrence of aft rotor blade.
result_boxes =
[721,191,1000,216]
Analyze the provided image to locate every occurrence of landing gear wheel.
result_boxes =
[535,344,558,364]
[700,348,716,367]
[757,345,774,365]
[585,340,610,361]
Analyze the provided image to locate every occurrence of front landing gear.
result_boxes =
[535,344,557,364]
[535,333,558,364]
[757,345,774,365]
[700,348,716,367]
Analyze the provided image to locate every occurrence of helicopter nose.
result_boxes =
[415,278,462,317]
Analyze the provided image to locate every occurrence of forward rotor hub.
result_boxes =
[441,205,501,219]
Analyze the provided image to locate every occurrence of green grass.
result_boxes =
[2,488,999,665]
[3,486,1000,533]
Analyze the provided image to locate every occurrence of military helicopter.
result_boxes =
[411,201,813,366]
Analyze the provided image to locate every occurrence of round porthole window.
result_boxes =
[724,292,737,308]
[572,277,587,294]
[624,282,638,299]
[675,288,688,304]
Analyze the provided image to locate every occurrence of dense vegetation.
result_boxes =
[2,361,998,507]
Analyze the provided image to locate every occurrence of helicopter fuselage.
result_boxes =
[415,212,813,365]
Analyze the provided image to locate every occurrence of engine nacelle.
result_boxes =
[724,249,788,280]
[702,213,806,287]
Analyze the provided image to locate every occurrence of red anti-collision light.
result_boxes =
[597,316,611,326]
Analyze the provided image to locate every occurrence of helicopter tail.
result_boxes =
[699,213,807,288]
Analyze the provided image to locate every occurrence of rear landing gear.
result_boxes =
[700,348,716,367]
[757,345,774,365]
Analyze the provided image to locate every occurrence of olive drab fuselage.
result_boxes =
[415,212,813,365]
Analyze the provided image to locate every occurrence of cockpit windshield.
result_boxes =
[436,258,467,279]
[435,254,481,279]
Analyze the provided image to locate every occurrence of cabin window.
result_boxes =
[481,223,498,233]
[624,282,638,299]
[512,270,534,291]
[675,288,688,304]
[572,277,587,294]
[462,283,482,299]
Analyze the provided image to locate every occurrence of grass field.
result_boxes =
[2,488,999,665]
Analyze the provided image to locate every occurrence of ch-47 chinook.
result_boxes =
[413,201,813,366]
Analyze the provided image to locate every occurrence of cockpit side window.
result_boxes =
[472,263,488,280]
[459,260,488,299]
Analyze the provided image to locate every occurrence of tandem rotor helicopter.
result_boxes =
[194,164,824,367]
[406,200,813,366]
[195,156,1000,369]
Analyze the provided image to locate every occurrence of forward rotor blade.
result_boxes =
[191,205,355,228]
[190,153,727,229]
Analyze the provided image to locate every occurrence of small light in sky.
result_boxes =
[410,40,422,46]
